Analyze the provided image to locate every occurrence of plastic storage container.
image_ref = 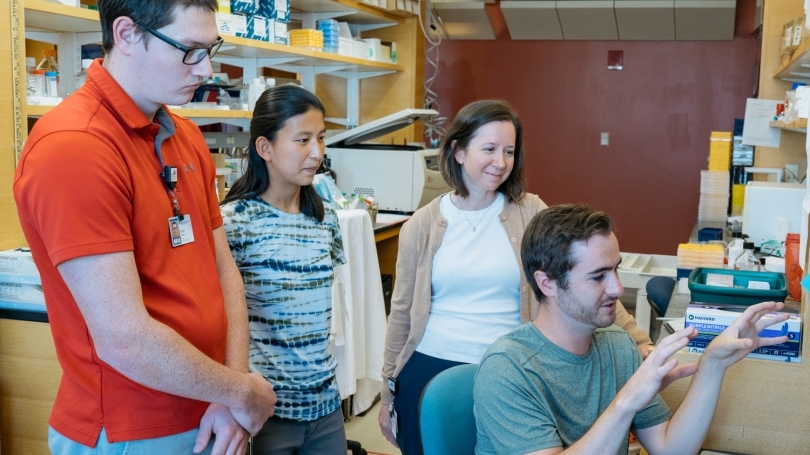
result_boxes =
[688,267,788,306]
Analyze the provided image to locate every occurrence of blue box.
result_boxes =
[231,0,257,15]
[259,0,290,23]
[698,227,723,242]
[237,14,269,41]
[271,20,287,45]
[685,303,801,362]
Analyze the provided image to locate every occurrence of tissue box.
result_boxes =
[382,41,396,62]
[338,37,354,56]
[230,0,258,15]
[354,39,372,60]
[0,282,45,305]
[0,248,40,284]
[685,303,802,362]
[362,38,382,61]
[258,0,290,23]
[216,13,247,37]
[237,15,269,41]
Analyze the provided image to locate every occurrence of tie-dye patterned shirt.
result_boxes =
[221,196,346,421]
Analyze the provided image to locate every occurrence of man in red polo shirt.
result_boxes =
[13,1,275,454]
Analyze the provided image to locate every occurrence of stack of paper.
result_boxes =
[698,170,730,222]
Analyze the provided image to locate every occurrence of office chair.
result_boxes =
[646,276,677,340]
[646,276,677,316]
[418,363,479,455]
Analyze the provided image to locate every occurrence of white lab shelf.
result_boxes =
[618,252,677,336]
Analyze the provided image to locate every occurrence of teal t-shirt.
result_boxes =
[221,196,346,421]
[474,323,672,455]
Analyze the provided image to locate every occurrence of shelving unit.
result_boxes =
[21,0,406,127]
[769,119,808,133]
[774,37,810,83]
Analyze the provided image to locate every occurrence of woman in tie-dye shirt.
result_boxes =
[220,85,346,455]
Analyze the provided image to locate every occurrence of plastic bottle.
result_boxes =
[36,49,59,74]
[32,69,45,97]
[45,72,58,98]
[74,59,92,90]
[247,77,266,111]
[25,57,36,96]
[734,242,760,271]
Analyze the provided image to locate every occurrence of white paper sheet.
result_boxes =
[742,98,782,147]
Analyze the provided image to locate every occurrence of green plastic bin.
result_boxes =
[687,267,787,306]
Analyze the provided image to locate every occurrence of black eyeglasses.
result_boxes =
[143,27,224,65]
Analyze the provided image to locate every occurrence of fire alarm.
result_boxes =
[608,50,623,71]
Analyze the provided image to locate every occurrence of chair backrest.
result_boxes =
[645,276,676,316]
[418,363,479,455]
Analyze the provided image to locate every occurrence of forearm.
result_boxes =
[615,300,654,355]
[102,316,250,409]
[653,360,726,455]
[221,267,249,372]
[552,399,635,455]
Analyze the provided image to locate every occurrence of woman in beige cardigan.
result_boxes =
[377,100,652,454]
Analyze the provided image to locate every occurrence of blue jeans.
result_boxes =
[48,426,214,455]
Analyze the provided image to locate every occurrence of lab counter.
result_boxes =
[653,282,809,452]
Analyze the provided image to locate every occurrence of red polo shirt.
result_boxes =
[13,60,227,446]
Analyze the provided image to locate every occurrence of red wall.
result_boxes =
[428,0,759,254]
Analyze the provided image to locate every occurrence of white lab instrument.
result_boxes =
[742,182,804,246]
[325,109,451,213]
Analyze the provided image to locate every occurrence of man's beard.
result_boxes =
[557,289,617,329]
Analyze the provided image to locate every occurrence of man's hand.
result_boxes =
[230,372,277,436]
[378,403,400,448]
[194,403,249,455]
[702,301,790,369]
[615,327,698,414]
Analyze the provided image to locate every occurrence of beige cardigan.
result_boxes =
[381,193,653,404]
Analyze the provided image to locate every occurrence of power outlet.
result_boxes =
[786,164,800,183]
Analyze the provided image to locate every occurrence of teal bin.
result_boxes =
[688,267,788,306]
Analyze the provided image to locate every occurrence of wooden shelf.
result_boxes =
[24,0,100,33]
[774,37,810,82]
[26,104,258,120]
[769,119,808,133]
[23,1,404,73]
[25,104,54,117]
[291,0,408,23]
[218,35,404,71]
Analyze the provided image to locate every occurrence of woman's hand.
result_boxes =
[378,403,400,448]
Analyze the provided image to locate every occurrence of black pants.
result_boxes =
[393,351,466,455]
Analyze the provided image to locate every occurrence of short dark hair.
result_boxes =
[438,100,527,203]
[521,204,615,303]
[222,85,327,222]
[99,0,218,53]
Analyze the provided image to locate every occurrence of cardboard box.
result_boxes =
[218,0,231,13]
[381,40,396,62]
[272,20,288,45]
[231,0,258,15]
[685,303,802,362]
[338,37,354,56]
[353,39,372,60]
[237,15,270,41]
[0,248,41,284]
[217,13,248,37]
[0,282,45,305]
[362,38,381,61]
[258,0,290,24]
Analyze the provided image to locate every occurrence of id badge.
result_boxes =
[389,402,398,439]
[168,215,194,247]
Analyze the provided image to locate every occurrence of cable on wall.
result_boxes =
[418,0,446,147]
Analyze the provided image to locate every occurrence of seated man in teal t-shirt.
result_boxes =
[474,204,789,455]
